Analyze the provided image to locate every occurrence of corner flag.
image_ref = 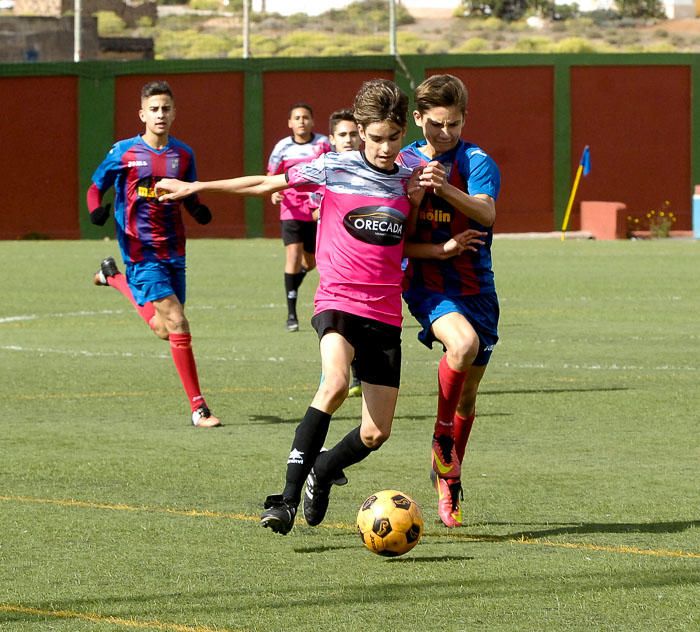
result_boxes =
[561,145,591,240]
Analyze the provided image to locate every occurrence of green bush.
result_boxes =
[644,41,676,52]
[281,31,334,52]
[553,36,598,52]
[95,11,127,36]
[286,13,309,28]
[155,28,232,59]
[513,35,552,51]
[351,34,386,53]
[454,36,491,52]
[190,0,220,10]
[319,45,354,56]
[330,0,414,27]
[277,45,317,57]
[250,35,280,55]
[396,31,429,54]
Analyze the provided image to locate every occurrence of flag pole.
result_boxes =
[561,145,590,241]
[560,164,583,241]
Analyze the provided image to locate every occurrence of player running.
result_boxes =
[87,80,220,428]
[327,108,363,397]
[156,79,483,534]
[267,103,331,332]
[399,74,501,527]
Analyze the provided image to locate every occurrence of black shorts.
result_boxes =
[311,309,401,388]
[281,219,317,253]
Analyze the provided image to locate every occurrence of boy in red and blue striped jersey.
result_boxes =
[87,80,220,428]
[399,74,501,527]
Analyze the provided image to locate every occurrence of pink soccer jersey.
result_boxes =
[286,151,414,327]
[267,133,331,221]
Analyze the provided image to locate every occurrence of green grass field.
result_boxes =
[1,238,698,631]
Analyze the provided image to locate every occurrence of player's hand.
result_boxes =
[156,178,192,201]
[418,161,448,193]
[89,203,111,226]
[271,191,282,205]
[442,229,487,258]
[189,204,212,225]
[407,167,426,207]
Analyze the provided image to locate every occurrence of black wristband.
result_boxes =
[190,204,212,225]
[89,204,111,226]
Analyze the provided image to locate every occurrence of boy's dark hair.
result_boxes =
[352,79,408,130]
[328,108,356,135]
[414,74,468,114]
[288,102,314,118]
[141,80,174,101]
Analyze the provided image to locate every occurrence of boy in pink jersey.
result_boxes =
[327,108,362,396]
[267,103,331,332]
[157,80,482,534]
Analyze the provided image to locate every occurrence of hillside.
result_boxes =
[99,2,700,58]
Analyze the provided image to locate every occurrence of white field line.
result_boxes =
[0,304,281,325]
[1,344,696,372]
[0,309,126,324]
[2,309,697,371]
[500,361,698,372]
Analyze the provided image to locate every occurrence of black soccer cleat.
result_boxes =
[260,494,297,535]
[303,467,347,527]
[286,315,299,332]
[93,256,120,286]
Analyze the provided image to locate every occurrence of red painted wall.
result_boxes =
[570,65,691,230]
[0,76,79,239]
[114,72,247,237]
[261,69,394,237]
[0,64,694,240]
[429,66,555,233]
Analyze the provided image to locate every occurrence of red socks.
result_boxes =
[107,273,156,327]
[454,412,475,463]
[169,332,205,412]
[434,355,467,437]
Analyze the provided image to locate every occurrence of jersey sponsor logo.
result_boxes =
[343,205,405,246]
[136,177,159,199]
[419,208,452,223]
[128,160,148,167]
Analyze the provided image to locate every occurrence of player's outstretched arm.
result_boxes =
[157,174,288,201]
[404,229,487,260]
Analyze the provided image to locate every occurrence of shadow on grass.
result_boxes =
[248,411,516,424]
[387,554,475,563]
[480,386,629,396]
[294,543,358,553]
[437,519,700,542]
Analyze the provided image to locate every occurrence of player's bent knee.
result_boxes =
[361,428,390,449]
[446,339,479,369]
[316,375,349,409]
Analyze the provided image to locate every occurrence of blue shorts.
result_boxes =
[404,291,499,366]
[126,257,186,306]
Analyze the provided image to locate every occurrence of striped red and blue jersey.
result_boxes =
[91,135,197,264]
[398,139,501,298]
